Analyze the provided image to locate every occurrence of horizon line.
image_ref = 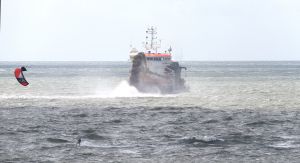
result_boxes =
[1,60,300,62]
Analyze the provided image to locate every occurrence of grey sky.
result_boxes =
[0,0,300,61]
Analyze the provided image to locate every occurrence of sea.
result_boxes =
[1,61,300,162]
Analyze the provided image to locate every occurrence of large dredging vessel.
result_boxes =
[129,27,187,94]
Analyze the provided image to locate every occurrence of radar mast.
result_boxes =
[144,27,161,53]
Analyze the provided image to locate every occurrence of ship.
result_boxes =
[129,27,187,94]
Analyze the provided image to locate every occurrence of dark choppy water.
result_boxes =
[1,61,300,162]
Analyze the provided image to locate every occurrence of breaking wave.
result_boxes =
[108,80,166,97]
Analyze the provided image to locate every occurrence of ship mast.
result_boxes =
[145,26,160,53]
[0,0,1,31]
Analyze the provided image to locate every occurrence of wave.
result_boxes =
[80,140,137,149]
[46,138,69,143]
[180,136,224,145]
[0,81,176,99]
[104,80,173,98]
[269,141,300,149]
[85,133,105,140]
[0,94,173,99]
[0,95,107,99]
[278,135,300,140]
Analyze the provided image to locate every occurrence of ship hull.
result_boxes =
[129,52,187,94]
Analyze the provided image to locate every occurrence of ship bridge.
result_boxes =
[145,53,171,61]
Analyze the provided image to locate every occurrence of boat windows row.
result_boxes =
[146,57,171,61]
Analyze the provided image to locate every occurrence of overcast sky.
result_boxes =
[0,0,300,61]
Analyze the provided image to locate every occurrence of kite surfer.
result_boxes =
[76,137,81,147]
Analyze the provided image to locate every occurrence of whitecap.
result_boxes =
[269,141,300,149]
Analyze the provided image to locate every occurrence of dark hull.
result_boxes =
[129,52,187,94]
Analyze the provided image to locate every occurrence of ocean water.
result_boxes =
[1,61,300,162]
